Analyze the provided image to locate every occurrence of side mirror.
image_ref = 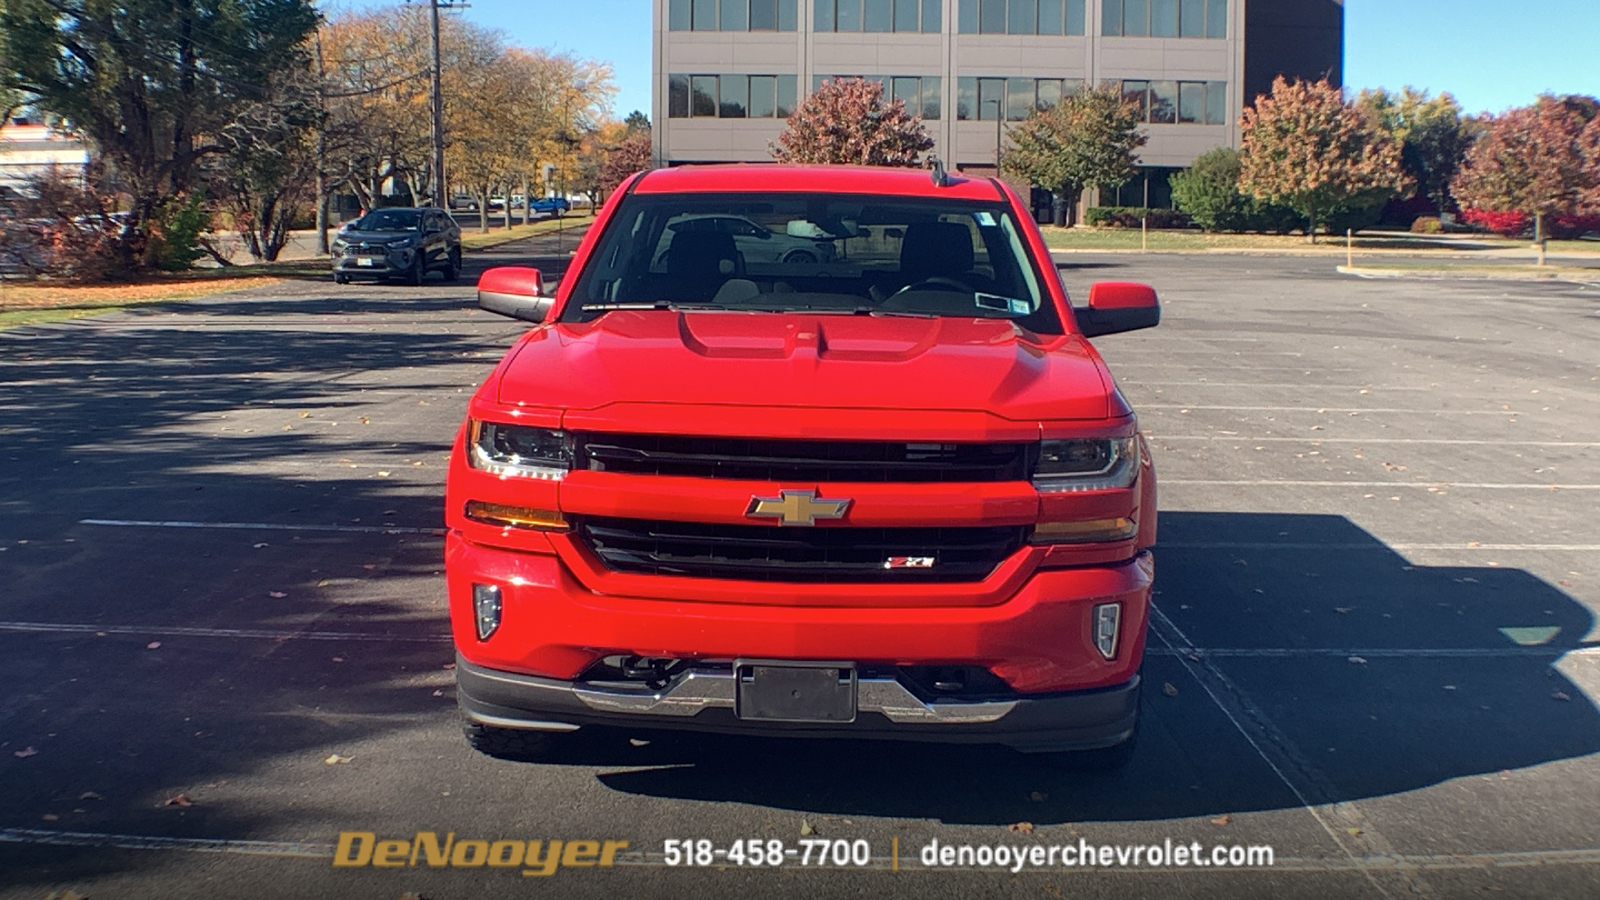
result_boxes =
[478,266,551,323]
[1077,281,1161,338]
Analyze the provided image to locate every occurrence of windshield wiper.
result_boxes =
[578,301,729,312]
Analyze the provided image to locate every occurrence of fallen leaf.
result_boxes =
[1346,827,1363,837]
[799,819,815,836]
[1334,607,1352,614]
[146,641,161,650]
[253,542,269,549]
[324,754,353,765]
[1162,682,1179,697]
[42,813,59,821]
[331,657,345,663]
[362,564,377,570]
[268,591,287,598]
[360,417,371,425]
[317,579,332,587]
[164,793,194,807]
[78,791,102,800]
[44,891,86,900]
[1348,656,1367,664]
[376,471,391,477]
[1029,791,1048,802]
[1210,814,1231,826]
[432,689,444,697]
[442,663,455,671]
[1008,821,1035,834]
[299,412,310,419]
[1552,691,1571,702]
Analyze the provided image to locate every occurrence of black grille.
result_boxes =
[575,516,1025,583]
[579,434,1030,483]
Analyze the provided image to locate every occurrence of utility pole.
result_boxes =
[410,0,467,207]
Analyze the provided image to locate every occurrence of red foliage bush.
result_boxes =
[1460,208,1529,237]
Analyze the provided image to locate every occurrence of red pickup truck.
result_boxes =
[446,164,1159,767]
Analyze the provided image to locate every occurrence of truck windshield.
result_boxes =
[565,192,1063,333]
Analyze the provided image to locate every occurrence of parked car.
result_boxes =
[528,196,571,217]
[331,207,461,285]
[449,164,1160,767]
[662,213,837,265]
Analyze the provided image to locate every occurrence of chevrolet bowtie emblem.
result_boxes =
[745,490,852,527]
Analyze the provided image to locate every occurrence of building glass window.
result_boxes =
[922,0,941,31]
[837,0,863,29]
[669,0,692,31]
[720,75,750,117]
[779,0,797,29]
[1177,80,1203,123]
[1121,80,1149,119]
[1107,0,1220,37]
[1179,0,1203,37]
[1037,0,1062,33]
[1008,0,1036,33]
[1066,0,1084,33]
[1206,0,1226,37]
[864,0,892,30]
[1101,0,1120,35]
[1206,81,1227,124]
[894,0,919,30]
[668,75,690,118]
[750,0,778,30]
[958,0,979,32]
[749,75,776,117]
[1036,78,1062,111]
[816,0,836,29]
[957,77,977,119]
[923,79,942,119]
[978,77,1006,120]
[1151,0,1177,36]
[1007,77,1034,120]
[1149,80,1177,123]
[721,0,749,29]
[979,0,1006,33]
[693,0,719,29]
[691,76,718,116]
[776,75,797,116]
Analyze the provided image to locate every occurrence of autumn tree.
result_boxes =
[206,71,324,261]
[1002,84,1146,227]
[1451,94,1600,247]
[1239,77,1409,242]
[1357,87,1473,212]
[598,129,654,199]
[0,0,321,271]
[772,78,933,166]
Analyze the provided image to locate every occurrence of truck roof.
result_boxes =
[632,164,1009,202]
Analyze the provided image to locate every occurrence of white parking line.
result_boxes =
[0,827,331,859]
[1162,480,1600,489]
[1130,382,1432,390]
[79,518,444,535]
[1146,646,1600,659]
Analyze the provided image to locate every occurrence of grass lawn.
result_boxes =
[459,214,592,250]
[1038,226,1600,255]
[0,276,283,331]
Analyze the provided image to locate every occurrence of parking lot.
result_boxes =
[1,245,1597,899]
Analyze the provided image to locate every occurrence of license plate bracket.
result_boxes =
[734,660,857,723]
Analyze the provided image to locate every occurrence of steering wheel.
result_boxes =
[888,276,971,299]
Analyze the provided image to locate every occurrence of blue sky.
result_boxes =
[332,1,1597,120]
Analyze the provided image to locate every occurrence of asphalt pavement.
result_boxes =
[1,246,1597,899]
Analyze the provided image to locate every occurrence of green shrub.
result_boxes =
[151,193,211,271]
[1410,216,1444,234]
[1170,148,1250,232]
[1084,206,1193,229]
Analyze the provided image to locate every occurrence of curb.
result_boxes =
[1335,265,1600,284]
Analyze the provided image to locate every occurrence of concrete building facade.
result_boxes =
[652,0,1343,209]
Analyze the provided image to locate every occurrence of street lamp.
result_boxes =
[557,79,587,254]
[983,98,1005,173]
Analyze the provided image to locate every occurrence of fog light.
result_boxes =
[473,583,502,641]
[1093,602,1121,660]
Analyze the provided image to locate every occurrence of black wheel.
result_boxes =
[407,253,426,286]
[442,248,461,282]
[782,250,818,265]
[333,273,350,285]
[462,719,560,762]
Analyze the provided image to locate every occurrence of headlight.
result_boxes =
[468,421,572,480]
[1032,437,1138,492]
[387,237,415,249]
[330,238,347,252]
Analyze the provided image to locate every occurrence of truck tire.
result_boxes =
[462,719,559,762]
[442,248,461,282]
[407,253,427,286]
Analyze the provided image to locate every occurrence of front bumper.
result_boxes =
[458,658,1141,753]
[332,248,414,277]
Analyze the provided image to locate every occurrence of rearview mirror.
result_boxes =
[478,266,551,323]
[1077,281,1161,338]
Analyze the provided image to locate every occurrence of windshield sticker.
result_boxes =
[973,211,996,227]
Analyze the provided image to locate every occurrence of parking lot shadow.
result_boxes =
[592,512,1600,826]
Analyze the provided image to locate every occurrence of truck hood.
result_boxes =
[496,311,1114,421]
